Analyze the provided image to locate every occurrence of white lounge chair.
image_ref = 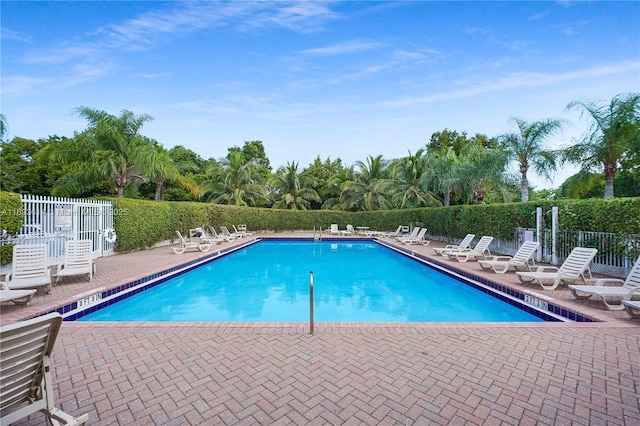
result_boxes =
[396,226,420,242]
[235,224,253,238]
[622,300,640,319]
[446,236,494,262]
[208,227,229,244]
[220,225,239,241]
[0,313,89,426]
[340,224,355,236]
[568,255,640,310]
[433,234,475,256]
[4,244,52,294]
[374,225,403,238]
[399,228,430,246]
[53,239,95,283]
[516,247,598,290]
[478,241,540,274]
[171,231,212,254]
[0,282,36,305]
[191,227,221,245]
[330,224,340,235]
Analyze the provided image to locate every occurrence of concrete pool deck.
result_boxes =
[1,233,639,425]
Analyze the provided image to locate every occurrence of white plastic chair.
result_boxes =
[54,239,95,283]
[4,244,52,294]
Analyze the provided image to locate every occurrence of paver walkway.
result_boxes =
[2,234,639,425]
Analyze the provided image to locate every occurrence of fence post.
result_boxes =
[536,207,543,263]
[552,206,558,265]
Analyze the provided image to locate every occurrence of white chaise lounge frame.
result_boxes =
[446,236,494,262]
[568,255,640,310]
[433,234,475,256]
[0,313,89,425]
[171,231,212,254]
[516,247,598,290]
[0,282,36,306]
[478,241,540,274]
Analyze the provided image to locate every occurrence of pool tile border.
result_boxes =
[49,239,260,321]
[376,240,595,323]
[43,237,594,323]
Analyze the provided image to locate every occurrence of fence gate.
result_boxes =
[13,195,115,264]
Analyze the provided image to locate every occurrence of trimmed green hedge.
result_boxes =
[0,192,23,265]
[1,191,638,257]
[111,197,638,251]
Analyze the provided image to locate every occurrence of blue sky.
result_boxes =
[2,1,639,190]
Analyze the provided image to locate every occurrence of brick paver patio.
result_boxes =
[2,234,639,425]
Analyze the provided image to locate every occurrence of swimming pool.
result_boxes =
[78,241,544,322]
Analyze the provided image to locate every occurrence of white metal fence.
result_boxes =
[1,195,115,271]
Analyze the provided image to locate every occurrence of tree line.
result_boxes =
[1,93,638,210]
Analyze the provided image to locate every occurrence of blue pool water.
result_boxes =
[78,241,543,322]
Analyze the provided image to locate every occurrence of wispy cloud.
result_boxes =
[1,76,51,96]
[301,40,384,55]
[135,73,167,79]
[1,27,31,42]
[23,46,101,65]
[527,10,550,21]
[247,2,340,33]
[95,1,338,51]
[12,1,342,88]
[391,49,436,61]
[380,61,640,108]
[559,20,590,37]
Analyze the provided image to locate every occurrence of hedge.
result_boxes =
[1,191,638,258]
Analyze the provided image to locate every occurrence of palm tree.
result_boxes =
[389,149,441,208]
[423,148,462,206]
[564,93,640,199]
[269,162,320,209]
[0,113,7,140]
[322,165,356,209]
[200,151,268,206]
[457,144,509,204]
[38,107,155,197]
[146,142,198,201]
[499,117,563,202]
[339,155,394,211]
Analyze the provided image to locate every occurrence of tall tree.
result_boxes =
[303,156,344,209]
[339,155,394,211]
[200,151,268,206]
[269,161,320,210]
[457,144,509,204]
[144,141,198,201]
[0,113,7,140]
[38,107,155,197]
[427,129,469,156]
[564,93,640,198]
[322,164,356,210]
[228,140,272,182]
[0,136,68,195]
[423,148,462,206]
[499,117,563,202]
[389,149,441,208]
